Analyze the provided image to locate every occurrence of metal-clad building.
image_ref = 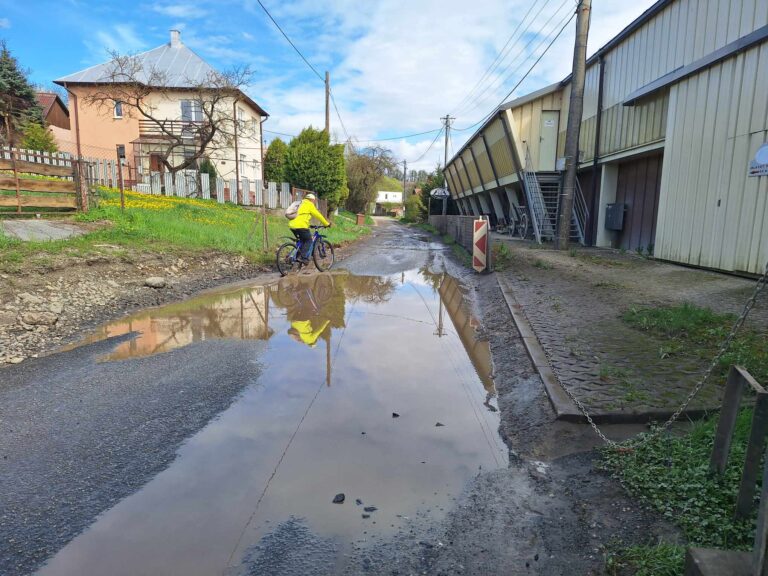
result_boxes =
[446,0,768,275]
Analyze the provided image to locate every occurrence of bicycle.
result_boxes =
[276,225,335,276]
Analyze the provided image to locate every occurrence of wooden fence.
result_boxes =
[0,148,88,214]
[0,146,303,212]
[0,147,119,188]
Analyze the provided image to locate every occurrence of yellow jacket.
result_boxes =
[290,319,330,347]
[289,199,330,229]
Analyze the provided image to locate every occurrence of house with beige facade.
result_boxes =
[54,30,268,188]
[446,0,768,275]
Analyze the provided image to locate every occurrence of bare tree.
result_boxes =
[345,145,396,214]
[83,51,253,186]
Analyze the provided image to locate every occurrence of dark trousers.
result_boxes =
[292,228,313,259]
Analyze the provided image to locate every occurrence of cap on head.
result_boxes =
[305,193,316,200]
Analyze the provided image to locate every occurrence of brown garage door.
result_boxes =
[615,153,662,252]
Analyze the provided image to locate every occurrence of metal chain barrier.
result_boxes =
[534,259,768,450]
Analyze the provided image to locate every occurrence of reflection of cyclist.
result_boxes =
[288,193,330,262]
[288,319,330,347]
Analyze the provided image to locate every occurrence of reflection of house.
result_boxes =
[54,30,268,185]
[446,0,768,275]
[36,92,72,150]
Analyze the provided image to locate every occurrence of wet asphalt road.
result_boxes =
[1,219,668,576]
[0,219,506,575]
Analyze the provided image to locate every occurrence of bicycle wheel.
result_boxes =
[312,239,335,272]
[517,213,529,239]
[276,242,298,276]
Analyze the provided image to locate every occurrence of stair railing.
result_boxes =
[521,144,553,243]
[573,177,589,245]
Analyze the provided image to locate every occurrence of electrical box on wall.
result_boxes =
[605,203,625,231]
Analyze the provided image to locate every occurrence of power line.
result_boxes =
[355,128,443,144]
[329,90,352,144]
[406,126,444,164]
[450,0,550,114]
[453,9,576,134]
[455,0,574,118]
[254,0,324,82]
[264,129,297,138]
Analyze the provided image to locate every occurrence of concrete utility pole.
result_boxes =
[441,114,455,216]
[325,71,330,134]
[556,0,591,250]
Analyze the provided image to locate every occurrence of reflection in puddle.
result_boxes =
[38,270,506,576]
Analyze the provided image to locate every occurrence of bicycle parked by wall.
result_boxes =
[275,225,335,276]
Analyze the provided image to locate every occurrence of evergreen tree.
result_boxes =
[264,137,288,182]
[19,121,57,152]
[284,127,348,209]
[0,41,43,145]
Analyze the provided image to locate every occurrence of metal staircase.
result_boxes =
[521,145,589,245]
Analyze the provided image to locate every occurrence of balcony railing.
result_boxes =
[137,119,209,142]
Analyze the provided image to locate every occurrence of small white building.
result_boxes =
[376,191,403,204]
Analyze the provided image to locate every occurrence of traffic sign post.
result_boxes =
[473,218,490,273]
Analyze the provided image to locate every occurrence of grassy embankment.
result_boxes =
[0,187,371,273]
[604,303,767,576]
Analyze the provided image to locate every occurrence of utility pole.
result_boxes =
[556,0,591,250]
[440,114,454,215]
[402,159,408,217]
[325,71,330,134]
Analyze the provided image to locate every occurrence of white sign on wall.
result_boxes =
[748,143,768,177]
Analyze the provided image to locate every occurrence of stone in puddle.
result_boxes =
[144,277,167,289]
[362,514,370,519]
[435,422,445,427]
[392,412,400,418]
[363,506,377,513]
[355,499,363,506]
[333,493,345,504]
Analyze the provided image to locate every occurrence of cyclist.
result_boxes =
[288,193,331,262]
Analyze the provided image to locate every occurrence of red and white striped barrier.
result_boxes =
[473,218,489,273]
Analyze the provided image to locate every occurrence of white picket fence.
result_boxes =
[134,171,293,208]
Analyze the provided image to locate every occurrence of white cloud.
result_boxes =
[0,18,9,29]
[244,0,657,171]
[152,3,208,19]
[85,24,147,60]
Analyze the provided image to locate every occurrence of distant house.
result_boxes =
[36,92,72,151]
[373,190,403,216]
[376,191,402,204]
[54,30,268,185]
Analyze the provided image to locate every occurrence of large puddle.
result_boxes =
[38,270,507,576]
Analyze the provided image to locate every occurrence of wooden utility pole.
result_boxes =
[556,0,591,250]
[233,100,241,204]
[402,159,407,199]
[441,114,454,215]
[325,71,330,134]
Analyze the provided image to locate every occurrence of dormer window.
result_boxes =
[114,101,123,119]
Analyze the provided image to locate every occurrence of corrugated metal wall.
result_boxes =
[508,91,561,170]
[559,0,768,161]
[656,41,768,275]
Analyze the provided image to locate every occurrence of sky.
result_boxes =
[1,0,657,171]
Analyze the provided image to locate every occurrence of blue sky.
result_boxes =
[1,0,656,170]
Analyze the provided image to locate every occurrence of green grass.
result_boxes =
[605,543,686,576]
[492,243,513,271]
[607,301,768,574]
[0,187,371,272]
[622,303,767,384]
[602,408,757,573]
